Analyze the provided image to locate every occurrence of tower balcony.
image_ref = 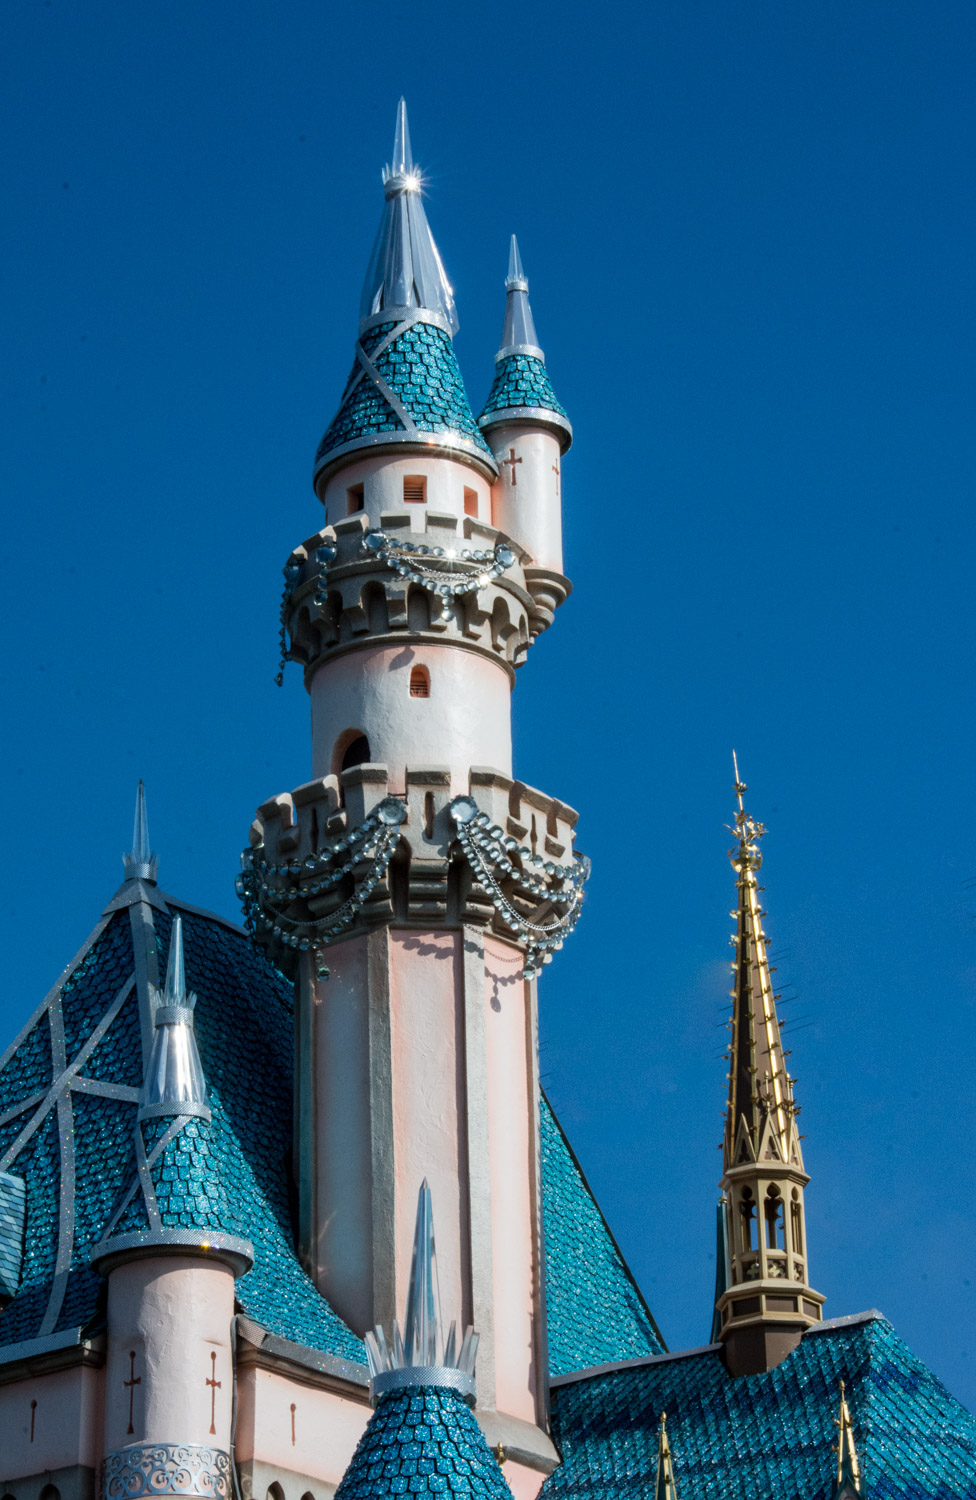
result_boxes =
[278,510,571,684]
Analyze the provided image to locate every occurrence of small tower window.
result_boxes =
[403,475,426,504]
[346,483,364,515]
[739,1187,756,1252]
[409,665,430,698]
[340,734,371,772]
[791,1189,804,1256]
[764,1187,785,1250]
[463,487,478,517]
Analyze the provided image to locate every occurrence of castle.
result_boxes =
[0,102,974,1500]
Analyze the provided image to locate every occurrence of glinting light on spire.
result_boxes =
[832,1380,863,1498]
[363,1180,479,1405]
[123,779,158,883]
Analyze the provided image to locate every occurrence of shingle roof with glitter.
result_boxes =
[313,318,495,481]
[106,1110,252,1245]
[333,1385,513,1500]
[541,1313,976,1500]
[479,353,569,428]
[540,1092,666,1377]
[0,887,659,1378]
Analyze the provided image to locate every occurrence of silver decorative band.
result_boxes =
[479,405,573,448]
[371,1365,477,1405]
[102,1443,232,1500]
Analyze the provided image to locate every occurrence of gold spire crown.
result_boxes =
[833,1380,862,1497]
[724,752,798,1171]
[654,1413,678,1500]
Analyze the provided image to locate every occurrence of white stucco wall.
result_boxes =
[0,1363,102,1480]
[320,453,492,532]
[487,425,563,573]
[104,1257,235,1452]
[310,643,512,791]
[234,1366,369,1491]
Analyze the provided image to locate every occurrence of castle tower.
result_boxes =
[478,236,572,575]
[240,103,585,1491]
[93,916,253,1499]
[713,759,825,1376]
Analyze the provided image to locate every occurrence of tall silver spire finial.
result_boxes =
[364,1180,479,1404]
[497,234,543,361]
[140,915,209,1120]
[123,780,158,884]
[359,100,459,335]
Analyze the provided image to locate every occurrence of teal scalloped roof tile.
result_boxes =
[541,1092,665,1377]
[542,1315,976,1500]
[0,1174,26,1300]
[315,319,493,472]
[479,354,567,423]
[334,1385,513,1499]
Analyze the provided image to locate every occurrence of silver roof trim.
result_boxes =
[495,343,545,362]
[371,1365,476,1405]
[92,1228,254,1277]
[550,1343,721,1388]
[314,429,499,487]
[479,405,573,451]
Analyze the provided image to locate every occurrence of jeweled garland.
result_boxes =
[275,532,517,680]
[449,796,590,980]
[237,796,408,978]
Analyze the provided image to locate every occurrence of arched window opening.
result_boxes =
[424,792,435,839]
[764,1188,785,1251]
[337,733,371,774]
[739,1188,755,1252]
[790,1190,804,1255]
[409,665,430,699]
[530,821,538,856]
[39,1487,61,1500]
[463,487,478,517]
[266,1485,284,1500]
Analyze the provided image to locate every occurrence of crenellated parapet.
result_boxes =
[277,510,571,686]
[240,764,586,980]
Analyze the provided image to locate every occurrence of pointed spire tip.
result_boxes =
[123,779,158,884]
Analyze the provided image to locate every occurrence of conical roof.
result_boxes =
[91,917,252,1275]
[478,236,572,452]
[314,102,495,489]
[333,1383,513,1500]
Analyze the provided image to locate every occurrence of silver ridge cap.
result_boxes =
[363,1179,479,1405]
[498,234,543,361]
[139,915,210,1120]
[123,780,158,884]
[359,100,459,336]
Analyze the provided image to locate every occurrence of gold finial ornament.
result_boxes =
[654,1412,678,1500]
[833,1380,862,1497]
[714,755,825,1377]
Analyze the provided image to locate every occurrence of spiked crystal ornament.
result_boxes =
[139,916,210,1120]
[359,99,459,334]
[122,780,158,883]
[364,1180,479,1404]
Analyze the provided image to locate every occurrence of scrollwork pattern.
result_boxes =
[102,1443,232,1500]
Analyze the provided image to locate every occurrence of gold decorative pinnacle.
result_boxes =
[833,1380,861,1491]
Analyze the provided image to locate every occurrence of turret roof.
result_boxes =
[334,1384,512,1500]
[314,104,495,487]
[478,237,572,452]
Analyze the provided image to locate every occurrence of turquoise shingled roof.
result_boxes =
[541,1313,976,1500]
[540,1093,665,1376]
[314,318,494,478]
[334,1385,513,1499]
[478,353,569,429]
[0,888,657,1378]
[107,1110,252,1246]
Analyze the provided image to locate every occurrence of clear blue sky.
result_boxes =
[2,0,975,1407]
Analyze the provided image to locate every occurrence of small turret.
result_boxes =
[479,236,571,573]
[714,756,825,1376]
[94,917,251,1497]
[334,1181,511,1500]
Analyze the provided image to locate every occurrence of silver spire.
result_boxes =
[139,915,210,1120]
[359,99,459,336]
[364,1180,479,1404]
[497,234,543,360]
[123,780,158,883]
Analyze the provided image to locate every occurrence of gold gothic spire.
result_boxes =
[715,756,825,1377]
[832,1380,863,1498]
[654,1414,678,1500]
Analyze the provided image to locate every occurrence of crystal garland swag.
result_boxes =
[237,799,589,982]
[275,532,517,681]
[449,796,590,980]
